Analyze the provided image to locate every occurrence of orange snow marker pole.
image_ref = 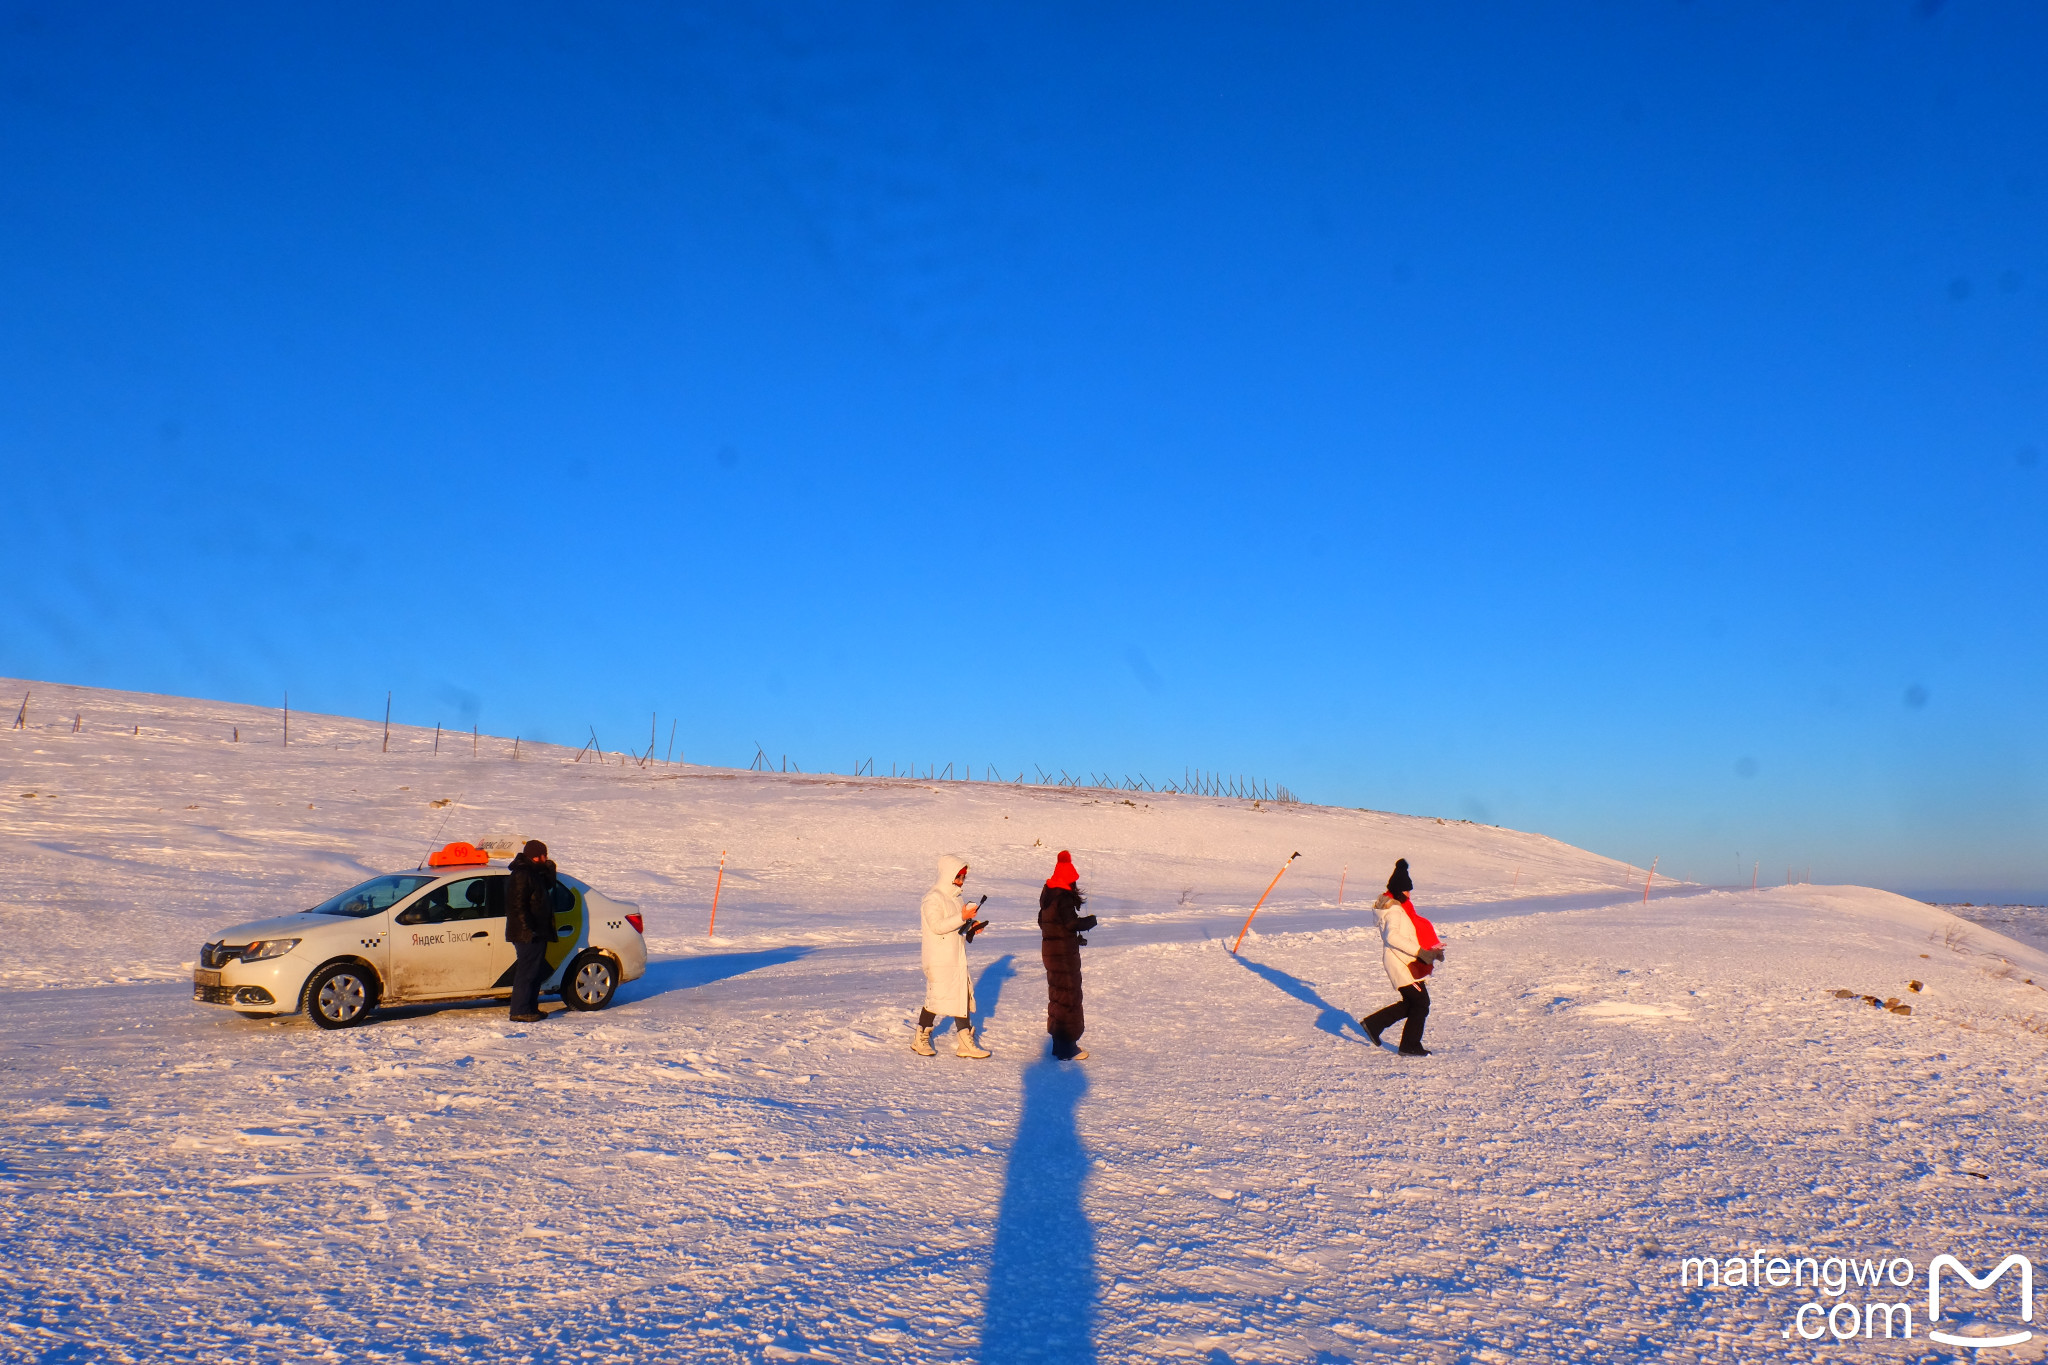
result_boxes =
[707,850,727,937]
[1230,852,1300,954]
[1337,864,1346,909]
[1643,856,1659,904]
[1751,861,1757,890]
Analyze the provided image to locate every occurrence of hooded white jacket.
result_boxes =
[1373,892,1437,992]
[919,853,976,1016]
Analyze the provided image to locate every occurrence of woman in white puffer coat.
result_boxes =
[914,853,990,1058]
[1360,858,1443,1056]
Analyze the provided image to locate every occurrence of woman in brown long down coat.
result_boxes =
[1038,850,1097,1061]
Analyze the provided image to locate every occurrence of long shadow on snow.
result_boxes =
[1232,954,1366,1043]
[980,1050,1096,1364]
[621,946,814,1004]
[971,954,1017,1033]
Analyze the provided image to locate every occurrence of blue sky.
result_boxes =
[5,2,2044,898]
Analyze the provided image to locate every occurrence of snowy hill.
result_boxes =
[0,674,1663,989]
[5,676,2047,1364]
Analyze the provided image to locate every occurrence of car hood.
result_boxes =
[213,910,362,943]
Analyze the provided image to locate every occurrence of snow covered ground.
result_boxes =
[5,677,2047,1363]
[1941,903,2048,956]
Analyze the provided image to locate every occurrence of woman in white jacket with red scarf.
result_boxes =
[1361,858,1443,1056]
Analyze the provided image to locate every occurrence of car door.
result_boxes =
[542,877,589,983]
[389,876,511,999]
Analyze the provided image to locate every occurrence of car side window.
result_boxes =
[450,877,503,922]
[397,879,497,925]
[396,884,453,926]
[548,881,576,917]
[397,878,502,925]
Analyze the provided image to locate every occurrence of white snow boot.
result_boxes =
[912,1026,936,1057]
[954,1025,991,1059]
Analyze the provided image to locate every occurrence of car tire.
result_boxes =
[304,961,378,1029]
[560,951,619,1011]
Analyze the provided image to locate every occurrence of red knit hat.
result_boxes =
[1045,850,1079,890]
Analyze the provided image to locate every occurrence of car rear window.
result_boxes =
[306,874,437,919]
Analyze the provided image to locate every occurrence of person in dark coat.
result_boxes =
[1038,850,1097,1061]
[505,840,558,1022]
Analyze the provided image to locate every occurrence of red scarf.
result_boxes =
[1401,897,1440,951]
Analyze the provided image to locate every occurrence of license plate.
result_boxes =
[193,969,221,988]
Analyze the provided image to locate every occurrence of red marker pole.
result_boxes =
[1230,853,1301,954]
[1337,864,1346,910]
[1643,856,1659,905]
[707,850,727,937]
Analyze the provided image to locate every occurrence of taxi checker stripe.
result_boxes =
[1929,1254,2033,1350]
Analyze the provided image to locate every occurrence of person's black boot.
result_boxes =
[1361,1002,1402,1048]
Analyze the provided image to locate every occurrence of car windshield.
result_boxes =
[305,874,437,919]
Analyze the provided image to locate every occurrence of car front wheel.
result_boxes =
[561,951,619,1011]
[304,962,378,1029]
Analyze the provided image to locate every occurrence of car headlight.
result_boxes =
[240,939,301,961]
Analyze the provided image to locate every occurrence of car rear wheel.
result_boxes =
[561,951,618,1011]
[304,962,378,1029]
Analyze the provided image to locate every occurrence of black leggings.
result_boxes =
[917,1009,970,1030]
[1362,982,1430,1052]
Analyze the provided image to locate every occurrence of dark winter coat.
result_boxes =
[1038,884,1090,1045]
[505,854,559,944]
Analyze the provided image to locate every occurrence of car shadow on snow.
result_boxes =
[620,946,815,1004]
[980,1048,1096,1364]
[363,948,816,1025]
[1232,954,1367,1044]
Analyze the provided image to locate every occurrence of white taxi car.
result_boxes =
[193,842,648,1028]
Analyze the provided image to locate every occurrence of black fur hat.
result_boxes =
[1386,858,1412,897]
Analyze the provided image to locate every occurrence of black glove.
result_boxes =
[1072,915,1098,933]
[1074,935,1088,946]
